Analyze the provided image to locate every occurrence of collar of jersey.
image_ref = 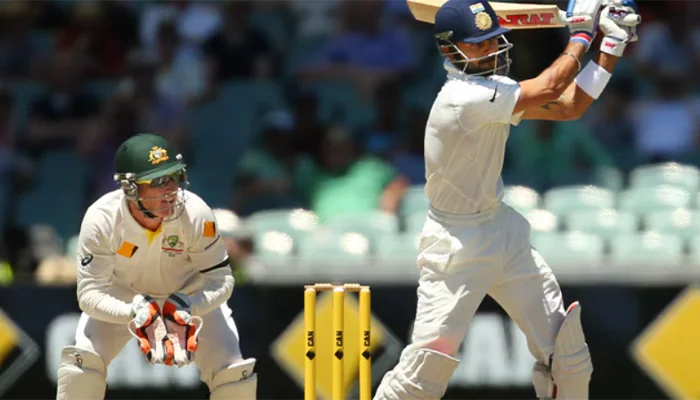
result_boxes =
[120,192,168,245]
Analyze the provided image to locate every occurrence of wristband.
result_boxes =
[570,32,593,50]
[574,61,612,99]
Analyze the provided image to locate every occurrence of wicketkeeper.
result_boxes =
[56,133,257,399]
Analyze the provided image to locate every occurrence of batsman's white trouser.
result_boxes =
[375,203,575,399]
[73,303,243,388]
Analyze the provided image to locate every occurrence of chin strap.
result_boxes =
[136,199,160,220]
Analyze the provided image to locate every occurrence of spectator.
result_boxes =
[298,0,416,98]
[54,2,130,78]
[202,1,276,86]
[360,78,404,158]
[506,119,614,191]
[629,64,700,164]
[303,126,409,222]
[28,1,70,32]
[0,0,43,79]
[232,110,311,216]
[24,53,101,157]
[583,79,637,169]
[56,1,127,77]
[139,0,221,54]
[86,51,189,199]
[290,86,328,160]
[153,18,206,106]
[633,3,700,86]
[289,0,341,39]
[0,88,33,225]
[115,50,189,149]
[391,108,427,185]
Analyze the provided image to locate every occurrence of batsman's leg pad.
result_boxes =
[209,358,257,400]
[373,348,459,400]
[551,302,593,400]
[56,346,107,400]
[532,361,555,400]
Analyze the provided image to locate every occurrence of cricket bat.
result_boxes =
[407,0,565,29]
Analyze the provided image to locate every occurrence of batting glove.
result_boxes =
[162,293,203,367]
[563,0,605,50]
[127,294,169,364]
[598,0,641,57]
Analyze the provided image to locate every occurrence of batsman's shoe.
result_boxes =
[127,294,169,364]
[162,293,203,367]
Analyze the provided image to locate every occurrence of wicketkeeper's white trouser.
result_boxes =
[75,303,243,387]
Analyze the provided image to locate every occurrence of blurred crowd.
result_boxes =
[0,0,699,285]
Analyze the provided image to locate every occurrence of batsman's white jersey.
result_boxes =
[374,61,576,400]
[68,189,251,393]
[425,62,524,214]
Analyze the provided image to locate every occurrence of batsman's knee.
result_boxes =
[56,346,107,400]
[373,348,459,400]
[209,358,258,400]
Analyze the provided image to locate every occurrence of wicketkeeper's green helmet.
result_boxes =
[113,133,189,221]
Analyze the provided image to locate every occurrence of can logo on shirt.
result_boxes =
[162,235,184,257]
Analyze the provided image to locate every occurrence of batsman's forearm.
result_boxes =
[539,42,588,97]
[596,51,619,74]
[189,273,234,316]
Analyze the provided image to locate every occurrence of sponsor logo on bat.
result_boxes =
[498,13,556,27]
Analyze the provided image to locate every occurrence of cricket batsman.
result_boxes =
[374,0,640,398]
[56,133,257,399]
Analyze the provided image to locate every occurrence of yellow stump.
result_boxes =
[359,287,372,400]
[304,288,317,400]
[333,287,345,400]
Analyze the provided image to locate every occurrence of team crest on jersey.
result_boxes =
[148,146,170,165]
[162,234,184,257]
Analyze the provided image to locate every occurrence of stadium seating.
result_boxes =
[404,211,427,235]
[246,208,319,244]
[15,150,88,241]
[542,185,616,218]
[643,209,700,241]
[400,185,430,218]
[629,163,700,193]
[296,230,371,264]
[617,185,692,216]
[523,209,559,233]
[374,233,420,267]
[324,211,399,241]
[503,185,540,215]
[530,231,605,267]
[565,209,638,240]
[609,232,684,266]
[687,236,700,267]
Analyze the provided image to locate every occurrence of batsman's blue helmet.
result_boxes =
[434,0,510,44]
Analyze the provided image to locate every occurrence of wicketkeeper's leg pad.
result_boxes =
[373,348,459,400]
[209,358,257,400]
[551,302,593,400]
[56,346,107,400]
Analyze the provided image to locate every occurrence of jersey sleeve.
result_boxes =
[76,208,135,325]
[186,201,234,316]
[454,77,523,128]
